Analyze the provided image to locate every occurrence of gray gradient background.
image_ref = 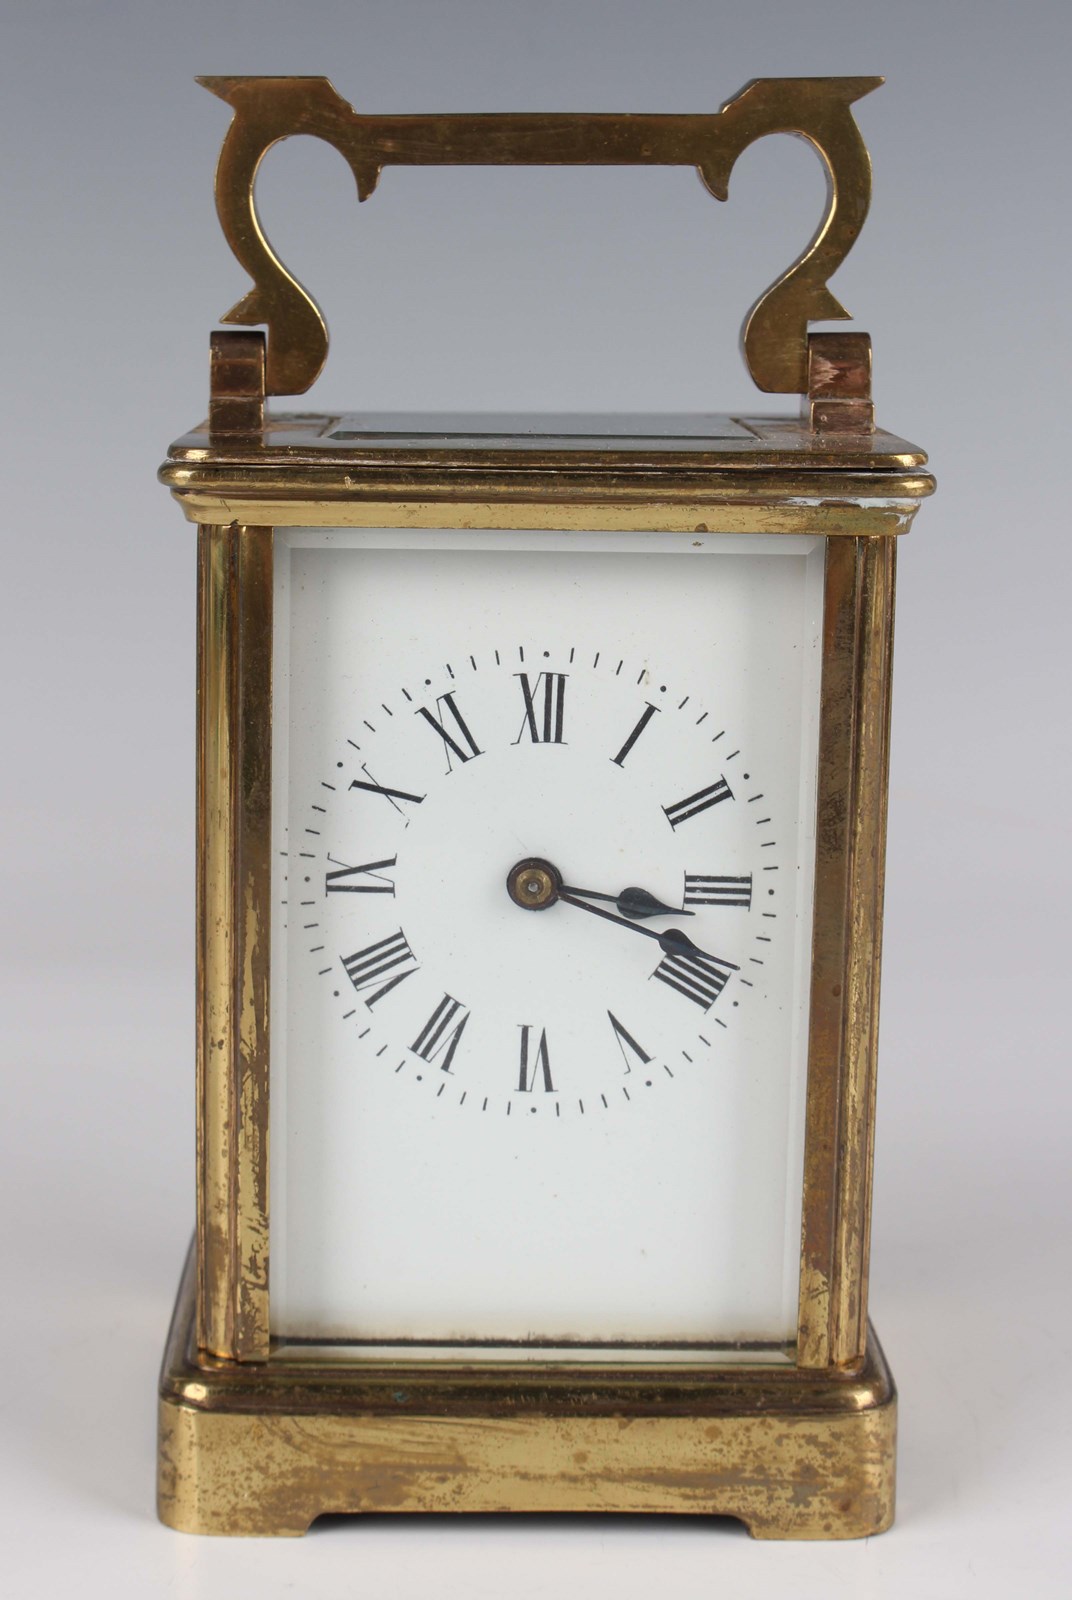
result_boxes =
[2,1,1069,1594]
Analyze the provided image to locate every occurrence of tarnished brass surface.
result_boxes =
[159,1245,896,1538]
[804,331,874,433]
[162,411,932,531]
[507,859,560,911]
[167,411,928,468]
[208,329,265,442]
[172,427,924,1531]
[196,529,231,1355]
[200,76,880,399]
[197,525,272,1360]
[172,491,924,535]
[797,538,895,1368]
[188,499,912,1382]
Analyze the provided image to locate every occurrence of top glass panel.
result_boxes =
[327,412,754,449]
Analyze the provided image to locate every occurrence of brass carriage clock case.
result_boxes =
[157,75,933,1538]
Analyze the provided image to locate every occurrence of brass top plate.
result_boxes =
[166,411,928,472]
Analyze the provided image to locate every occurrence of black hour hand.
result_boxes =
[556,893,732,971]
[559,883,693,920]
[618,885,690,920]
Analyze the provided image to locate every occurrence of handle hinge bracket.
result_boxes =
[803,332,874,433]
[209,330,266,443]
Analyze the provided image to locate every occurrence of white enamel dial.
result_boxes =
[271,527,824,1351]
[295,651,775,1113]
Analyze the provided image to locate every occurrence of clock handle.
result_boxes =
[200,75,879,410]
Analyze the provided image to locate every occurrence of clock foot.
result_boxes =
[158,1243,896,1539]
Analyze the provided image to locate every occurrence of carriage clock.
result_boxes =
[156,74,933,1538]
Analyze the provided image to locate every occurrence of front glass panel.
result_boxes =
[270,526,824,1356]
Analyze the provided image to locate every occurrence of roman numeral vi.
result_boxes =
[517,1025,554,1092]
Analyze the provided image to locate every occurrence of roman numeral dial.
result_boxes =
[683,873,752,909]
[325,855,397,896]
[296,642,781,1118]
[411,994,470,1073]
[417,691,483,771]
[607,1011,652,1073]
[652,944,738,1009]
[611,703,658,767]
[518,1026,554,1092]
[663,779,733,829]
[341,931,419,1007]
[514,672,567,744]
[349,765,425,814]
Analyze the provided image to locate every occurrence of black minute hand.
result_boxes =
[557,892,735,967]
[558,883,693,920]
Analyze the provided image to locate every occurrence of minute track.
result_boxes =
[306,642,775,1116]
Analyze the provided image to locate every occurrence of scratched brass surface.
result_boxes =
[162,413,932,533]
[208,329,265,441]
[797,538,896,1367]
[159,1245,896,1538]
[172,490,924,534]
[166,412,928,468]
[201,76,881,399]
[187,487,916,1379]
[188,503,910,1338]
[163,60,929,1534]
[197,525,272,1360]
[172,420,922,1527]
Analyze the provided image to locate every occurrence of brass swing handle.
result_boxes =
[201,74,881,401]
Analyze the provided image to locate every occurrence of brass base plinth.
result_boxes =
[158,1249,896,1539]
